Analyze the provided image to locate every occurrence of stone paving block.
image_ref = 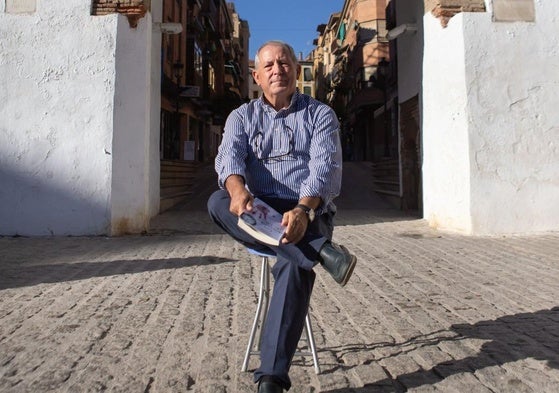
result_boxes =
[474,364,533,392]
[351,362,393,387]
[428,372,494,393]
[411,344,455,371]
[316,372,351,391]
[502,359,559,392]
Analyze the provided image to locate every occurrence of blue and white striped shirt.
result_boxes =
[215,91,342,213]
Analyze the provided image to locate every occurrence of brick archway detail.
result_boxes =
[425,0,486,27]
[91,0,150,28]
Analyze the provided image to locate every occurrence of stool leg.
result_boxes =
[242,255,320,374]
[304,314,321,374]
[257,258,270,350]
[241,256,269,372]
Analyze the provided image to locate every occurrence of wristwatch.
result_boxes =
[295,204,316,223]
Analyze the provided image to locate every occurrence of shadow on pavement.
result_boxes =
[322,307,559,392]
[0,256,233,290]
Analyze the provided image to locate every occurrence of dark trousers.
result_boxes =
[207,190,333,390]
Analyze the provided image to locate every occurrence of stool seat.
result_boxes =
[246,247,276,258]
[242,247,321,374]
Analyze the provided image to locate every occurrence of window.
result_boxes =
[303,67,313,82]
[194,43,203,78]
[338,22,346,41]
[208,64,215,91]
[303,86,312,96]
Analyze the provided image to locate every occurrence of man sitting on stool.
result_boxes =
[207,40,357,393]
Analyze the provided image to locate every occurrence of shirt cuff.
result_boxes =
[218,165,246,189]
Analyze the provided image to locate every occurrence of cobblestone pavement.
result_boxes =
[1,162,559,393]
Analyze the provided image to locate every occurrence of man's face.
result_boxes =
[253,44,301,101]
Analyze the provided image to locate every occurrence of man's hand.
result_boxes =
[230,189,253,216]
[225,175,253,216]
[281,208,308,244]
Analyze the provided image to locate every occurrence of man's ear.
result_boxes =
[252,70,261,86]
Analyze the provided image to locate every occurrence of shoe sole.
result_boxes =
[339,253,357,287]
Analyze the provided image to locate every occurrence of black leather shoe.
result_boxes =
[319,242,357,286]
[258,376,284,393]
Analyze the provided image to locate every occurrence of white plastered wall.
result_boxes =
[0,0,161,236]
[423,3,559,234]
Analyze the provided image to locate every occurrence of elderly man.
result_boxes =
[207,40,357,393]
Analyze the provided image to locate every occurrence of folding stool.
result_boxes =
[241,248,321,374]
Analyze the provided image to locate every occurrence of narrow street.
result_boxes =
[150,161,411,234]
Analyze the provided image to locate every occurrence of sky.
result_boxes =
[232,0,345,60]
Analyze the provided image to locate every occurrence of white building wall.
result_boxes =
[0,0,160,236]
[423,3,559,234]
[423,15,472,232]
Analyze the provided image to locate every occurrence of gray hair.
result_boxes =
[254,40,298,68]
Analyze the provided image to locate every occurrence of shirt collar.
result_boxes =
[258,90,301,114]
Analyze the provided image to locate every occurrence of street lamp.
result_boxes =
[172,62,184,159]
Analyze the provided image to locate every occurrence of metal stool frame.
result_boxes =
[241,249,321,374]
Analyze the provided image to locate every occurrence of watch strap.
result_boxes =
[295,204,315,222]
[295,204,311,214]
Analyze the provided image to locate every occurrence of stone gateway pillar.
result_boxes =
[0,0,162,236]
[422,0,559,234]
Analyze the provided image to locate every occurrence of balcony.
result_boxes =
[356,19,388,44]
[187,16,204,33]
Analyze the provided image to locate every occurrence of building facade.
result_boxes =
[324,0,390,163]
[247,60,263,100]
[313,13,341,105]
[159,0,249,210]
[297,57,316,98]
[313,0,396,196]
[160,0,248,163]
